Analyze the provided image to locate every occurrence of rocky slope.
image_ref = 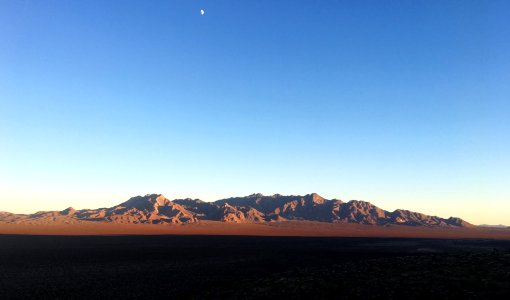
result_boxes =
[0,193,473,227]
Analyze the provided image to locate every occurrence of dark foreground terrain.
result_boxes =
[0,235,509,299]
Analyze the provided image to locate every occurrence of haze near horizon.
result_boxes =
[1,0,509,225]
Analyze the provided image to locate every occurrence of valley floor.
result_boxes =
[0,235,509,299]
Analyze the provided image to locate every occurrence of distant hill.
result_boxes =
[479,224,509,228]
[0,193,473,227]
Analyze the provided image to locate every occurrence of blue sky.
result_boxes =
[1,0,509,224]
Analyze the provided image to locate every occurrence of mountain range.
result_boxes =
[0,193,473,227]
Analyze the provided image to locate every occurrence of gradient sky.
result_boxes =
[1,0,509,225]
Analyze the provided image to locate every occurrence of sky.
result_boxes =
[0,0,509,225]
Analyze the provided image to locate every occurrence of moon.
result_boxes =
[200,9,205,16]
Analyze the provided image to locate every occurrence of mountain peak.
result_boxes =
[60,207,76,216]
[308,193,325,204]
[144,193,165,199]
[120,194,169,209]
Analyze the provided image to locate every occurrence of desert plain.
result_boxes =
[1,220,510,239]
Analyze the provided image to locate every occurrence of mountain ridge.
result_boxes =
[0,193,473,227]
